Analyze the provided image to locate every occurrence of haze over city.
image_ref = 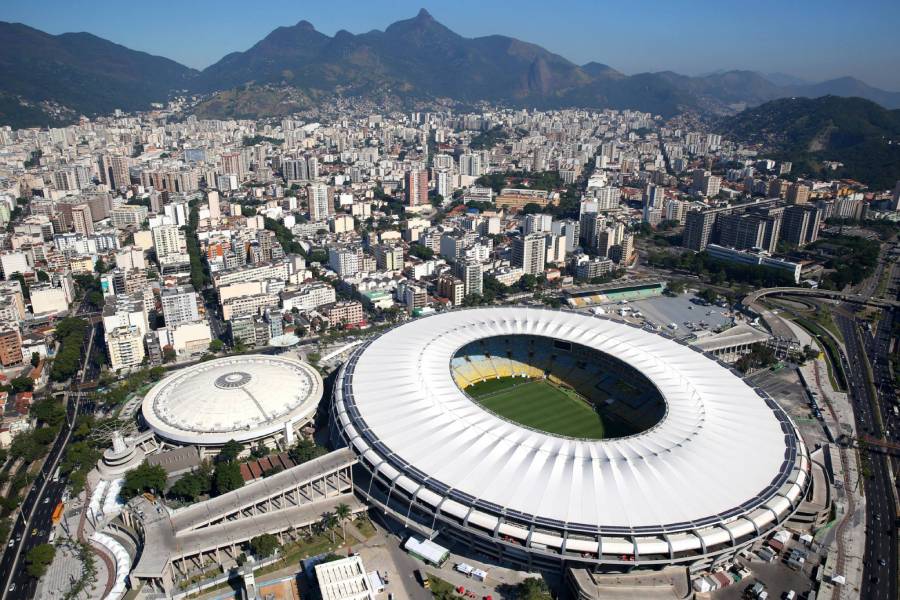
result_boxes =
[0,2,896,600]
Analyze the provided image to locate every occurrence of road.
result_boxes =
[0,324,95,600]
[833,301,897,600]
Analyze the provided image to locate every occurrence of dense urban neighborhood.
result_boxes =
[0,5,896,600]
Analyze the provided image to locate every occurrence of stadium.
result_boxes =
[141,354,323,452]
[332,307,811,572]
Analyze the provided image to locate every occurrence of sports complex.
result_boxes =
[141,354,323,452]
[332,307,812,571]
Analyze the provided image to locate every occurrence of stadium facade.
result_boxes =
[332,307,811,572]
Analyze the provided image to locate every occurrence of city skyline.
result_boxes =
[2,0,900,90]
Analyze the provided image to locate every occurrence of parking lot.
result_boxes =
[712,553,817,600]
[749,368,832,449]
[618,293,734,338]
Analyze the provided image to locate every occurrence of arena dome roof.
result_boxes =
[142,354,322,445]
[334,307,809,543]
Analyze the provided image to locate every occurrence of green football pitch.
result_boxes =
[465,377,606,439]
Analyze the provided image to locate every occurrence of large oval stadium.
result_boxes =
[332,307,811,571]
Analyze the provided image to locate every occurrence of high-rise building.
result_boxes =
[435,169,452,200]
[308,183,332,222]
[781,205,821,247]
[373,244,404,271]
[328,246,362,277]
[103,155,132,190]
[551,219,579,253]
[433,154,454,170]
[106,325,145,370]
[596,222,625,258]
[221,152,244,178]
[440,232,467,261]
[746,205,784,253]
[579,212,605,249]
[71,203,94,235]
[437,275,465,306]
[523,213,553,235]
[767,179,790,199]
[717,213,766,250]
[513,234,546,276]
[405,170,428,206]
[283,158,309,181]
[692,169,721,197]
[454,260,483,297]
[683,210,717,251]
[160,285,200,327]
[207,190,221,220]
[459,153,482,177]
[664,198,688,224]
[152,224,187,260]
[595,186,621,211]
[787,183,810,205]
[399,284,427,313]
[643,184,664,209]
[0,327,23,367]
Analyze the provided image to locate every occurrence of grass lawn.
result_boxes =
[466,377,606,439]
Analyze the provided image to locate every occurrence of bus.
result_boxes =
[51,502,64,525]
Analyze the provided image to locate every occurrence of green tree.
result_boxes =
[25,543,55,578]
[335,502,351,542]
[518,274,538,292]
[10,376,33,393]
[249,533,280,558]
[306,352,321,364]
[664,280,685,296]
[30,352,40,367]
[208,339,224,353]
[517,577,551,600]
[213,462,244,495]
[217,440,243,463]
[697,288,719,305]
[408,244,434,260]
[9,433,42,462]
[11,273,29,301]
[322,512,339,543]
[120,462,168,500]
[289,438,326,465]
[32,398,65,426]
[162,345,176,363]
[50,318,89,382]
[251,442,268,459]
[167,467,210,503]
[735,343,778,373]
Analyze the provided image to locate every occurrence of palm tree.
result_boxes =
[323,512,338,543]
[335,503,351,543]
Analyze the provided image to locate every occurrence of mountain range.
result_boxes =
[1,9,900,127]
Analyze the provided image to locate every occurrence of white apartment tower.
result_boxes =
[513,234,546,276]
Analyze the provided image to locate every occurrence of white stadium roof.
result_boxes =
[335,307,808,541]
[142,354,322,445]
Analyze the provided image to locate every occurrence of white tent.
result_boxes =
[404,537,450,566]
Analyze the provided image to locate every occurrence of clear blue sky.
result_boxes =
[3,0,899,90]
